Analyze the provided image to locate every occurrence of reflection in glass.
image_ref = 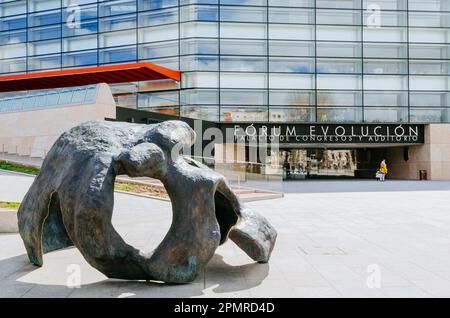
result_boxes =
[270,58,315,73]
[99,0,136,17]
[140,7,178,26]
[221,90,267,105]
[139,0,178,11]
[269,24,314,41]
[139,41,178,59]
[221,73,267,89]
[181,5,218,22]
[317,42,361,58]
[270,41,314,57]
[63,20,98,37]
[269,74,315,90]
[99,30,136,48]
[28,26,61,41]
[364,91,407,107]
[181,89,219,105]
[269,90,314,106]
[63,50,98,67]
[0,30,26,45]
[364,60,408,75]
[317,0,361,9]
[0,44,26,59]
[269,107,314,122]
[0,16,27,31]
[277,149,358,179]
[1,0,450,124]
[410,92,450,107]
[0,58,26,74]
[28,40,61,55]
[181,55,218,71]
[364,27,407,43]
[317,75,362,90]
[317,91,362,107]
[317,59,361,74]
[317,107,362,123]
[146,56,179,69]
[364,108,408,123]
[220,6,266,23]
[29,11,61,27]
[181,105,219,121]
[63,35,97,52]
[409,44,450,60]
[410,60,450,75]
[410,109,449,123]
[138,91,179,109]
[0,1,26,17]
[221,39,266,56]
[364,43,407,59]
[221,56,267,72]
[29,0,60,12]
[28,54,61,70]
[363,0,407,10]
[99,15,136,32]
[317,9,360,25]
[181,38,218,55]
[221,106,268,122]
[99,46,136,64]
[269,7,314,24]
[364,75,408,91]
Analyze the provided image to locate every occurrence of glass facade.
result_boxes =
[0,0,449,123]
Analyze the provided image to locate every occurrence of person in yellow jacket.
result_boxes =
[379,159,388,182]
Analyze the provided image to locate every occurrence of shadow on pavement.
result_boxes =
[0,252,269,298]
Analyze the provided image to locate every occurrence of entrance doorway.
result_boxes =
[277,149,358,180]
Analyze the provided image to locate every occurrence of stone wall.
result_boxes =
[387,124,450,180]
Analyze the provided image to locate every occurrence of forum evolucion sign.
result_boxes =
[222,124,425,144]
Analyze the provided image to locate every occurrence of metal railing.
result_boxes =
[0,85,99,114]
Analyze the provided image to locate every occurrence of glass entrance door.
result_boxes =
[278,149,357,180]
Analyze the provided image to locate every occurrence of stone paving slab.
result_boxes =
[2,173,450,297]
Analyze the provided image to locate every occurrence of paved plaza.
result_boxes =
[2,170,450,298]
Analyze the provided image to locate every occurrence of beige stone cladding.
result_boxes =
[0,84,116,158]
[387,124,450,180]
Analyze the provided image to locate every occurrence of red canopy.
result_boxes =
[0,62,181,92]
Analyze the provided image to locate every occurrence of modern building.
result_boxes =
[1,0,450,180]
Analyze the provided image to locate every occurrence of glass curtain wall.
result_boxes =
[0,0,449,122]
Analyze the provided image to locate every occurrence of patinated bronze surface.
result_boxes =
[18,120,277,283]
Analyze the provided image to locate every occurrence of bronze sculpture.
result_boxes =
[18,120,277,283]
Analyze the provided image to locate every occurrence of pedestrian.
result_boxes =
[379,159,388,182]
[283,160,291,180]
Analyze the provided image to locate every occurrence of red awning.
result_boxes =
[0,62,181,92]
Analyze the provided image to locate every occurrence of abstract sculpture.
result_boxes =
[18,120,277,283]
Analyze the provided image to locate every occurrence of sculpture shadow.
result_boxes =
[0,252,269,298]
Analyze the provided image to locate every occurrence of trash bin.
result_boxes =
[419,170,427,181]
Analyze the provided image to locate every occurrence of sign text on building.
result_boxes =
[221,124,425,144]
